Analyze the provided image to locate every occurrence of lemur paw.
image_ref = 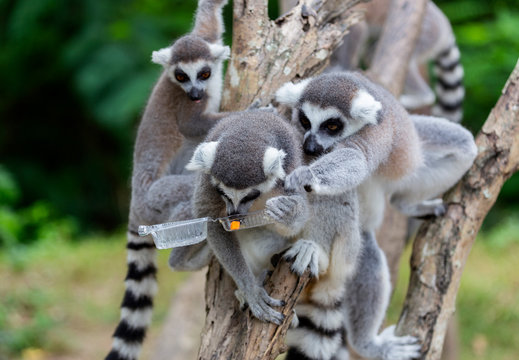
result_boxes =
[283,239,320,277]
[265,194,308,233]
[378,325,421,360]
[413,199,446,220]
[235,286,286,325]
[248,100,278,113]
[284,166,315,193]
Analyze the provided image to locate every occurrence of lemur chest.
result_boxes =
[236,228,291,277]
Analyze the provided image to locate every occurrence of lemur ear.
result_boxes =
[275,78,311,107]
[208,43,231,61]
[350,89,382,125]
[263,147,287,179]
[186,141,219,173]
[151,46,172,67]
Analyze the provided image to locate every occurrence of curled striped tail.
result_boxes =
[106,231,157,360]
[432,43,465,123]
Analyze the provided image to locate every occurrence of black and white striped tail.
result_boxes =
[106,231,157,360]
[432,43,465,123]
[285,299,345,360]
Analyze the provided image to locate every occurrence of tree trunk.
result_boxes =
[197,1,362,359]
[395,58,519,359]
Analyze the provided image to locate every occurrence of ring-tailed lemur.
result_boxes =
[323,0,465,122]
[276,71,477,360]
[106,0,230,359]
[186,110,363,329]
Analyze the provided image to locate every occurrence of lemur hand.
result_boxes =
[265,194,309,235]
[283,239,322,277]
[284,166,315,193]
[235,286,285,325]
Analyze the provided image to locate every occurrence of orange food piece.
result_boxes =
[230,221,241,230]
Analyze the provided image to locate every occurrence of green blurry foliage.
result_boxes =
[0,166,79,248]
[0,0,517,236]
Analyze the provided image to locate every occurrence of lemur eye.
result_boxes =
[321,118,343,135]
[174,70,188,83]
[198,67,212,81]
[240,189,261,204]
[299,112,311,130]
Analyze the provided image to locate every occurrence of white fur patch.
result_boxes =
[433,64,464,84]
[275,78,312,106]
[186,141,219,172]
[263,147,286,180]
[437,46,460,67]
[296,304,344,330]
[126,246,156,271]
[286,328,342,360]
[208,43,230,61]
[151,46,172,66]
[125,277,158,298]
[120,307,153,328]
[111,337,142,359]
[350,89,382,125]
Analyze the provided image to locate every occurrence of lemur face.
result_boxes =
[186,141,286,216]
[152,36,230,102]
[276,76,382,157]
[169,60,213,102]
[211,180,272,216]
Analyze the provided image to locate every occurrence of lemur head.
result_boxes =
[276,72,382,156]
[152,35,230,102]
[186,111,299,216]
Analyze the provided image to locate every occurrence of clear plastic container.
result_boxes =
[219,210,274,231]
[138,210,275,249]
[138,217,210,249]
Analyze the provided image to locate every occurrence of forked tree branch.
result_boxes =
[198,0,362,358]
[396,59,519,359]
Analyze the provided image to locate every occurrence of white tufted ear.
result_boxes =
[263,147,287,179]
[350,89,382,125]
[151,46,172,67]
[275,78,312,107]
[208,43,230,61]
[186,141,219,173]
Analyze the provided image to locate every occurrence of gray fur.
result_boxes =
[189,111,306,324]
[328,0,464,122]
[276,71,476,360]
[106,0,229,359]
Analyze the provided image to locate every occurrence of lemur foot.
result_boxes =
[412,199,446,219]
[378,325,421,360]
[235,287,286,325]
[283,239,320,277]
[266,194,308,233]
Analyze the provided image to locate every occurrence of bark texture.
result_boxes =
[198,0,361,359]
[396,59,519,359]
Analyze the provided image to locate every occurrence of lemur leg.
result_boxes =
[285,195,362,360]
[399,60,436,110]
[343,231,420,360]
[390,115,477,218]
[143,174,195,224]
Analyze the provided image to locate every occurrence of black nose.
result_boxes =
[303,135,324,156]
[188,88,204,101]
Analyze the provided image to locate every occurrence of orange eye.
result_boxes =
[327,124,338,131]
[201,71,210,79]
[175,74,186,82]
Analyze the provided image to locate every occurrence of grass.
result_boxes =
[0,233,188,360]
[0,216,518,360]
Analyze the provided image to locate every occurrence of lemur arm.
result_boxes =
[285,144,374,195]
[193,174,286,325]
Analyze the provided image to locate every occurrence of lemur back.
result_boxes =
[105,0,230,359]
[276,71,476,360]
[326,0,465,122]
